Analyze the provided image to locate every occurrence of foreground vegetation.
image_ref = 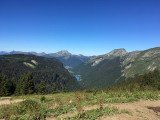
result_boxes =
[0,90,160,120]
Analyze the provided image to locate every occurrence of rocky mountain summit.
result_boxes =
[106,48,127,56]
[49,50,72,57]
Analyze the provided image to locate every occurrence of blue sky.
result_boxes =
[0,0,160,56]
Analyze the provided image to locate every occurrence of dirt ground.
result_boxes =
[1,98,160,120]
[100,100,160,120]
[47,100,160,120]
[0,99,23,105]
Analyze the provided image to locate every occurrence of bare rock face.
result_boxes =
[142,49,160,58]
[50,50,72,57]
[89,49,127,67]
[106,49,127,57]
[92,58,103,66]
[122,51,141,66]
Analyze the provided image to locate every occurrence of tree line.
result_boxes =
[0,72,67,97]
[111,69,160,92]
[82,69,160,93]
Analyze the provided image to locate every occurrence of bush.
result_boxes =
[40,96,46,103]
[18,100,40,114]
[18,100,47,120]
[0,105,18,120]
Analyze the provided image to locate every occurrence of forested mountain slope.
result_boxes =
[0,54,79,92]
[73,47,160,88]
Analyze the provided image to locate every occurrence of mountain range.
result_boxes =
[72,47,160,88]
[0,50,93,69]
[1,47,160,89]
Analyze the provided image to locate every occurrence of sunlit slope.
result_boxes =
[73,47,160,88]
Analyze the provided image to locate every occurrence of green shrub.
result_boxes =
[40,96,46,103]
[0,105,18,120]
[69,107,131,120]
[18,100,40,114]
[17,100,47,120]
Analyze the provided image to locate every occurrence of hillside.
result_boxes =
[0,50,93,69]
[0,54,79,92]
[73,47,160,88]
[122,47,160,78]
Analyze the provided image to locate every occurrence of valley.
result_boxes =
[0,47,160,120]
[1,0,159,119]
[2,47,160,88]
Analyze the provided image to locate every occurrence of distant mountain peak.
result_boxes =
[78,54,84,56]
[0,51,8,55]
[38,52,46,56]
[56,50,72,56]
[10,51,23,54]
[106,48,127,56]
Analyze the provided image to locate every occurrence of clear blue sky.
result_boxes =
[0,0,160,56]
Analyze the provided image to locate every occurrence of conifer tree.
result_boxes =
[0,74,9,96]
[26,72,35,94]
[15,81,21,95]
[52,83,57,94]
[10,77,16,95]
[15,73,35,95]
[15,75,24,95]
[38,81,46,95]
[62,86,67,93]
[21,75,28,95]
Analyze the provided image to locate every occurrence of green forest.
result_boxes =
[0,72,69,96]
[1,68,160,96]
[0,54,79,95]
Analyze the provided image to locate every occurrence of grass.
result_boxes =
[0,90,160,120]
[66,107,131,120]
[0,99,47,120]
